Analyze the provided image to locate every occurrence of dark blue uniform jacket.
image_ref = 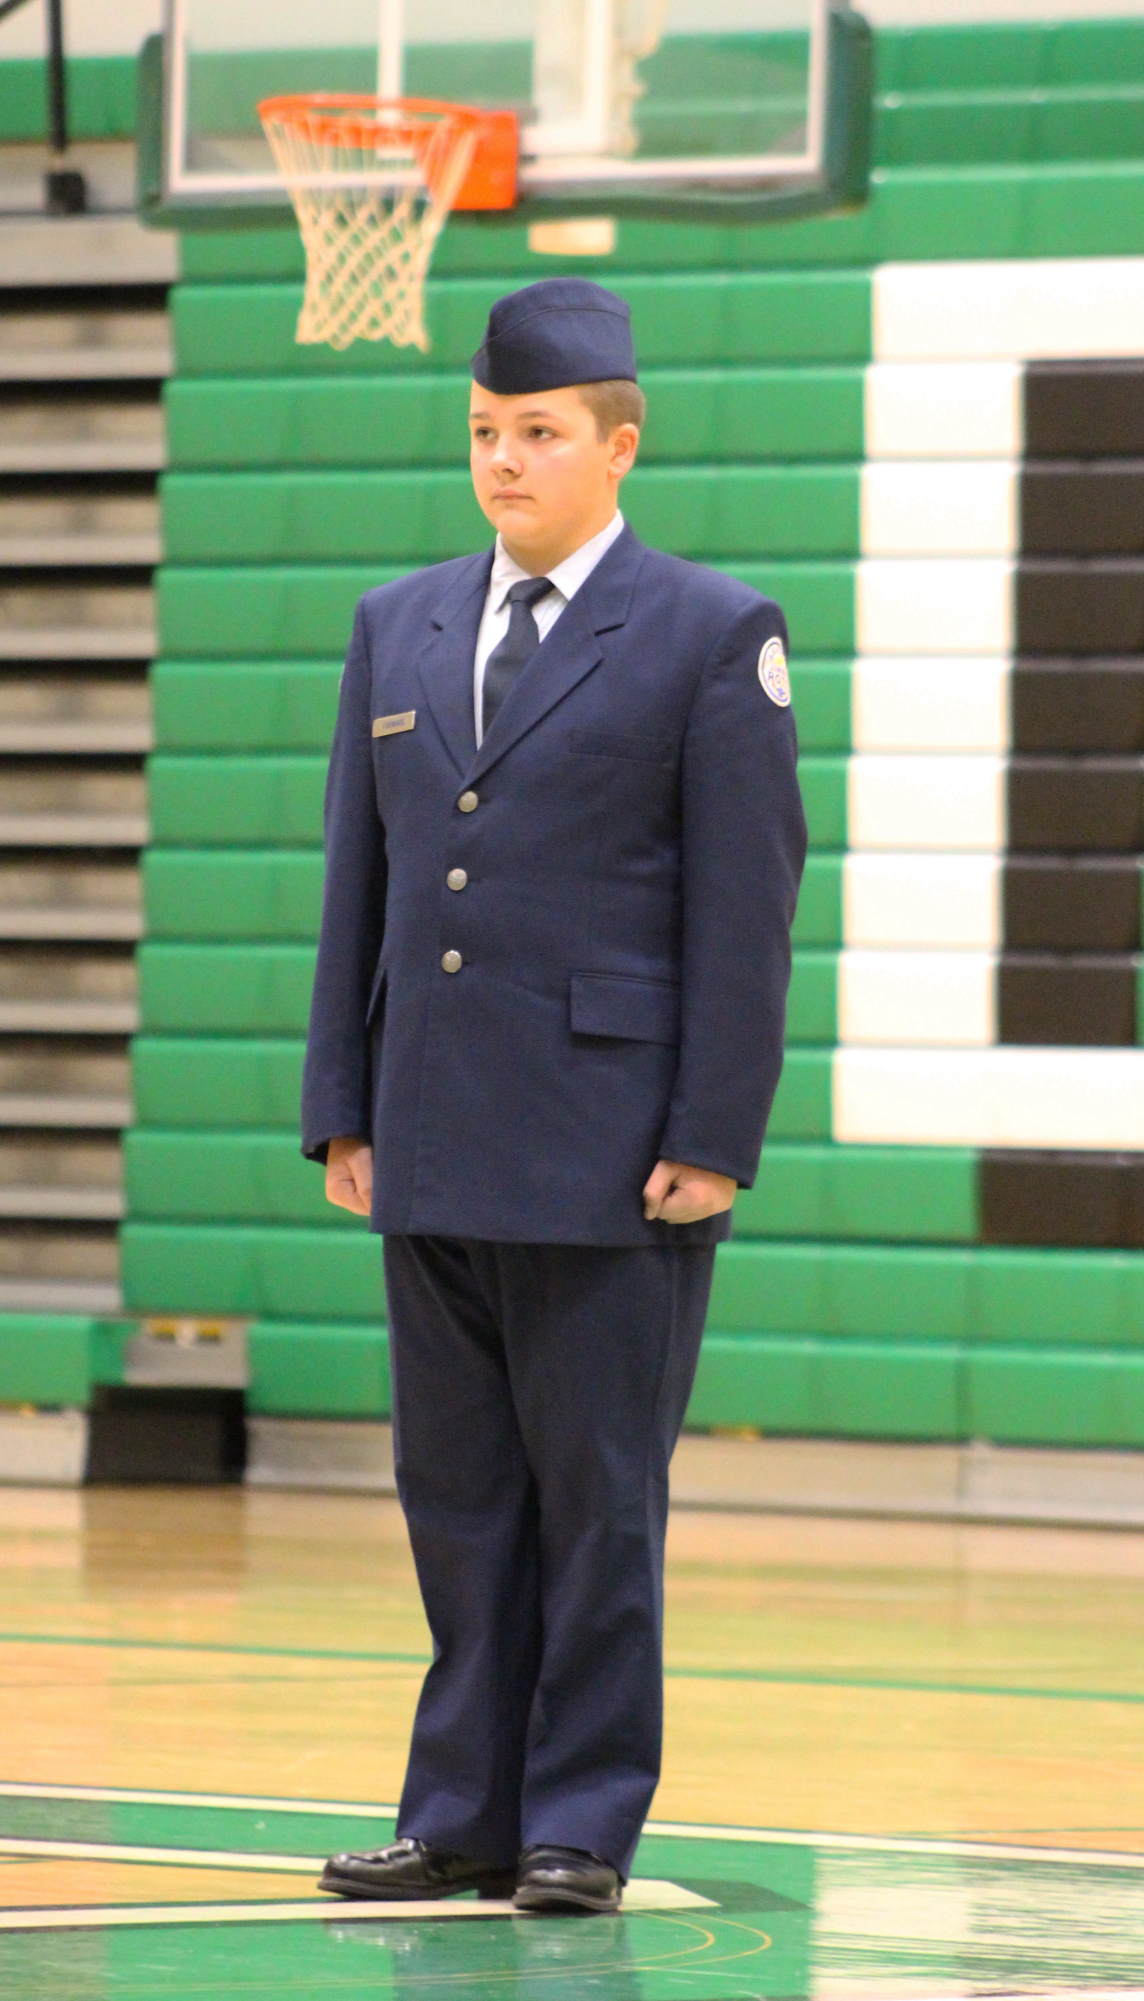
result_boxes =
[302,523,806,1245]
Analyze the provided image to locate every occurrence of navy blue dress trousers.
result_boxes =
[384,1234,714,1878]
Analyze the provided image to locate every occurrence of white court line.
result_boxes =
[646,1822,1144,1869]
[0,1837,322,1872]
[0,1782,401,1816]
[0,1784,1140,1872]
[0,1882,714,1933]
[0,1899,504,1933]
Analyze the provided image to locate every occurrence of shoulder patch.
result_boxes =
[758,635,791,707]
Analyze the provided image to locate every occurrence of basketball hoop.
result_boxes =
[258,95,518,353]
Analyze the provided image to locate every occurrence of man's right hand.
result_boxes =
[326,1136,373,1217]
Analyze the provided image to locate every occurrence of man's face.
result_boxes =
[468,382,637,568]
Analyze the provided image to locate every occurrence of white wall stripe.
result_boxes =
[857,558,1014,655]
[848,756,1006,851]
[864,362,1024,460]
[860,463,1018,557]
[852,658,1010,752]
[838,256,1144,1152]
[843,855,1001,949]
[834,1046,1144,1151]
[874,257,1144,361]
[845,320,1016,1118]
[839,952,995,1046]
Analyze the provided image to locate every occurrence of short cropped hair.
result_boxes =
[576,378,646,438]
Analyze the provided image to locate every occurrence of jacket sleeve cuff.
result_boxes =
[301,1125,371,1167]
[655,1126,758,1189]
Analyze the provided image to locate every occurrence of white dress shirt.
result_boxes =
[473,511,626,746]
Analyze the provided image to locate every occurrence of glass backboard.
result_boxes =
[146,0,871,222]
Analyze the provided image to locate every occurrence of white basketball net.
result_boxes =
[259,101,477,353]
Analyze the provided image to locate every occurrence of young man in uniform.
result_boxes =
[302,278,806,1912]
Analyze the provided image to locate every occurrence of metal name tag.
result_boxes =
[372,711,416,738]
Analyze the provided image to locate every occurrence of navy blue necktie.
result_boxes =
[482,576,554,737]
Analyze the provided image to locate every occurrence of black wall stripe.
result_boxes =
[1016,563,1144,655]
[996,956,1137,1045]
[1003,859,1141,951]
[980,1150,1144,1248]
[1004,362,1144,1051]
[1007,760,1144,851]
[1011,660,1144,753]
[1025,359,1144,457]
[1021,464,1144,557]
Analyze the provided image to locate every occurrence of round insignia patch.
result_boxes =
[758,635,791,707]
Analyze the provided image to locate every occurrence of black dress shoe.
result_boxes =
[319,1836,517,1901]
[513,1845,622,1913]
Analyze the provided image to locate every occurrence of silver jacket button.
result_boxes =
[447,868,468,891]
[457,790,479,812]
[441,950,463,974]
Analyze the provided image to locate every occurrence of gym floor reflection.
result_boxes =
[0,1484,1141,1996]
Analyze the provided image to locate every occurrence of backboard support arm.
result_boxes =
[377,0,403,102]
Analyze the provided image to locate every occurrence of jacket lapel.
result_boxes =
[414,553,493,777]
[468,524,646,785]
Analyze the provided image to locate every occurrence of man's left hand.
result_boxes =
[643,1159,736,1224]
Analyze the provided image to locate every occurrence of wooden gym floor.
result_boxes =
[0,1483,1142,1996]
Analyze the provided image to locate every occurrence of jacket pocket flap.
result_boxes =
[569,727,675,764]
[570,973,681,1045]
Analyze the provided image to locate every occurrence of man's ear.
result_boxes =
[610,423,640,480]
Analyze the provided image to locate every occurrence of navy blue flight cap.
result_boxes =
[471,278,637,394]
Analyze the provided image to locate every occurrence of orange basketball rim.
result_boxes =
[257,94,518,351]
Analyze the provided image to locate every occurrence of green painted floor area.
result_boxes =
[0,1788,1141,1997]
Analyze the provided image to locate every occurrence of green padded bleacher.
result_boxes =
[0,1310,392,1421]
[162,465,861,564]
[136,943,840,1040]
[246,1323,390,1418]
[144,852,325,940]
[738,1146,977,1242]
[149,658,850,755]
[147,756,327,845]
[0,56,136,143]
[132,1038,305,1128]
[147,753,849,849]
[124,1224,383,1320]
[170,272,875,377]
[157,562,854,659]
[151,662,342,751]
[166,368,866,470]
[0,1318,95,1407]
